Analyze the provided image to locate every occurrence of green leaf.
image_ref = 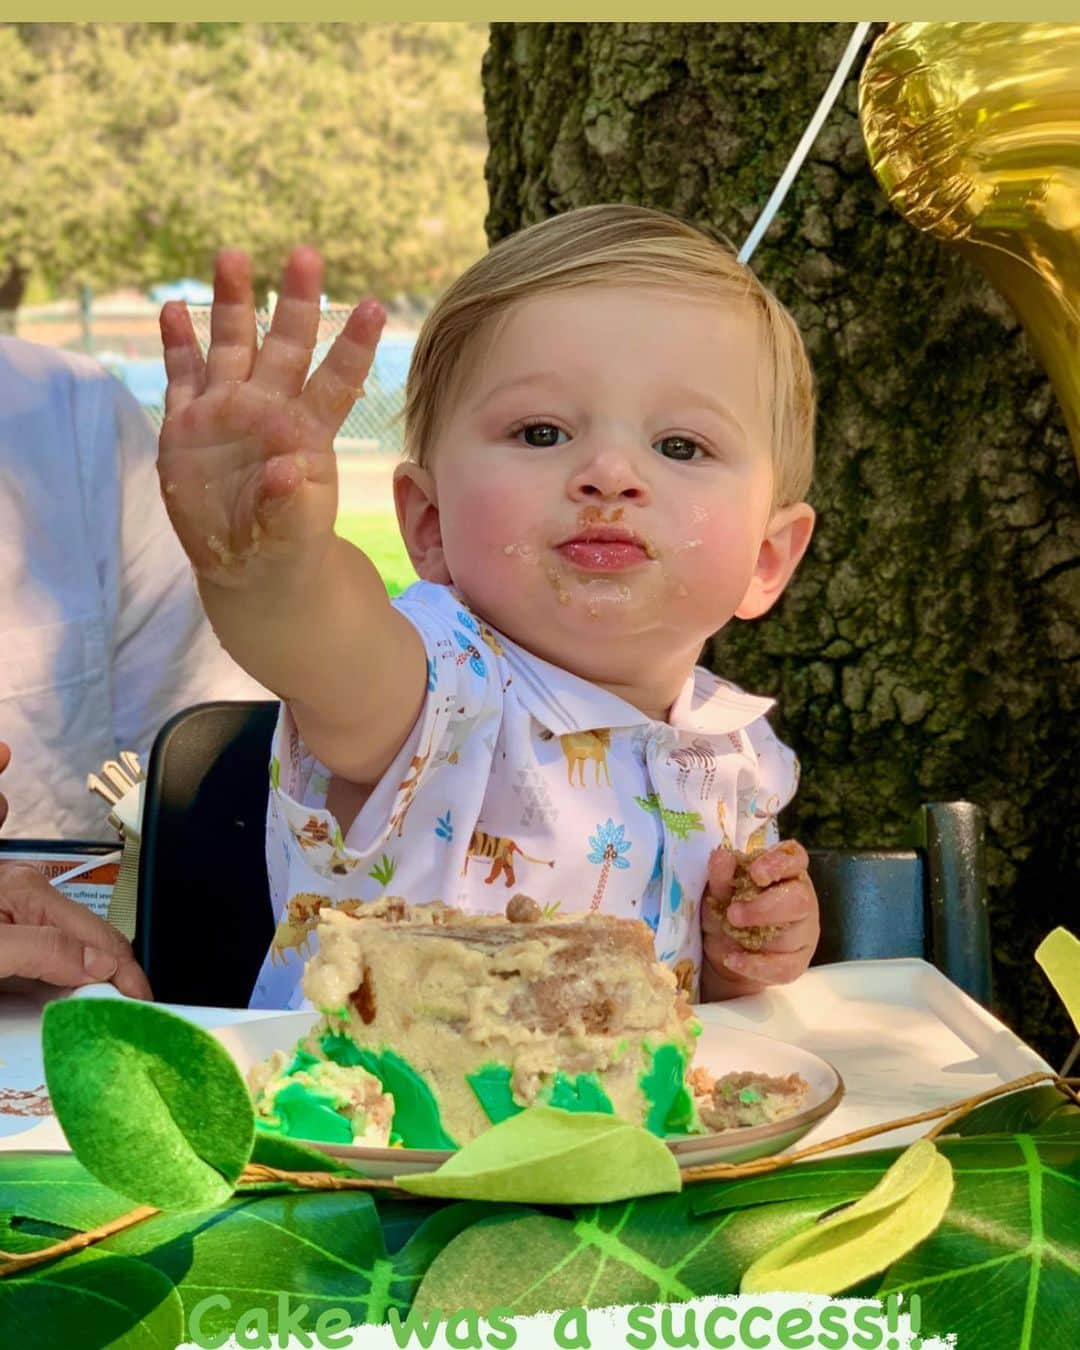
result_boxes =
[0,1153,134,1255]
[879,1132,1080,1350]
[699,1127,1080,1349]
[42,999,254,1211]
[397,1107,681,1203]
[740,1140,954,1293]
[0,1249,183,1350]
[691,1154,888,1217]
[105,1192,497,1336]
[242,1132,359,1185]
[1035,928,1080,1034]
[411,1190,778,1316]
[947,1084,1080,1138]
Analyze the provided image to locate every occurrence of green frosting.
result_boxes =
[286,1047,321,1076]
[640,1042,696,1136]
[547,1073,615,1115]
[319,1032,365,1067]
[308,1030,694,1144]
[264,1080,354,1145]
[467,1066,523,1125]
[468,1064,617,1124]
[321,1032,457,1150]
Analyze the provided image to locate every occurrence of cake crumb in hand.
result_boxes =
[705,849,785,951]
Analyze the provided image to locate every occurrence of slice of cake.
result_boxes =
[251,895,702,1148]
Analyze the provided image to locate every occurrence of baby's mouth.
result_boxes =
[554,525,656,572]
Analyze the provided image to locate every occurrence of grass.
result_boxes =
[335,509,416,598]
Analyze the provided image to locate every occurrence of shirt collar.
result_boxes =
[430,582,775,738]
[668,667,776,735]
[497,623,774,739]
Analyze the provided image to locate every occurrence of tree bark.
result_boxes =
[0,264,27,335]
[482,21,1080,1064]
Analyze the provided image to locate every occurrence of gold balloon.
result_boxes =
[859,22,1080,469]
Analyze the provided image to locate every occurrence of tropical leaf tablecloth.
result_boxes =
[1,1081,1077,1350]
[1,954,1074,1350]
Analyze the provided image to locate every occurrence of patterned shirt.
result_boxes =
[252,580,799,1009]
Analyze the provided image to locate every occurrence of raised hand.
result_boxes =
[158,247,385,589]
[701,839,820,1000]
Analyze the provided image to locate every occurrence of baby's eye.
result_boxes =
[655,435,705,462]
[515,422,568,448]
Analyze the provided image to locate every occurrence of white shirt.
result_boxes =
[0,337,264,839]
[255,580,799,1009]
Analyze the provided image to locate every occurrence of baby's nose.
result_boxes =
[567,448,650,501]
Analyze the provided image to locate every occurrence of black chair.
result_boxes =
[135,700,279,1007]
[135,701,993,1008]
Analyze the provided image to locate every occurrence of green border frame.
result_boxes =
[15,11,1080,23]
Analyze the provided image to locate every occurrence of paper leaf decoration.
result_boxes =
[397,1107,681,1203]
[42,999,254,1211]
[1035,927,1080,1035]
[246,1132,357,1177]
[740,1139,954,1294]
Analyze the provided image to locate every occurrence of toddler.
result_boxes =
[157,205,820,1010]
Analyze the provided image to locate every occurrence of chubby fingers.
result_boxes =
[703,918,817,989]
[705,847,736,906]
[160,300,207,418]
[706,938,815,988]
[251,246,324,398]
[205,249,257,387]
[747,839,809,887]
[301,299,386,433]
[727,874,817,929]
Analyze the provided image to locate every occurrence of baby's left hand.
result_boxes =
[700,840,820,1000]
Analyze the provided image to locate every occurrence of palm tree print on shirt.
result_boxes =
[587,818,631,910]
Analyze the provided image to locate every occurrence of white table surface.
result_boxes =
[0,959,1055,1156]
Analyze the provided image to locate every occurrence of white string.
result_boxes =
[739,22,874,264]
[49,851,123,888]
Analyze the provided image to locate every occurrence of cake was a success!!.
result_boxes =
[249,895,809,1149]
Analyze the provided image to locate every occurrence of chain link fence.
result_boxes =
[145,305,411,454]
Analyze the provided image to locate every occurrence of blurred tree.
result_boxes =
[483,21,1080,1062]
[0,22,488,326]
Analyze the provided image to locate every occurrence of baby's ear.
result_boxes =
[734,501,815,620]
[393,462,451,584]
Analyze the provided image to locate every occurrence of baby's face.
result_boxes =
[400,285,794,694]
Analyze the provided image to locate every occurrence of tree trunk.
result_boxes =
[0,264,27,336]
[482,21,1080,1063]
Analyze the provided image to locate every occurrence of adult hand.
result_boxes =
[0,741,10,828]
[0,864,152,998]
[158,246,385,590]
[701,839,820,1000]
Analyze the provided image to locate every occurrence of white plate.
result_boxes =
[211,1011,844,1178]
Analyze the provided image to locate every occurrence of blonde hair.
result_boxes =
[403,204,815,506]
